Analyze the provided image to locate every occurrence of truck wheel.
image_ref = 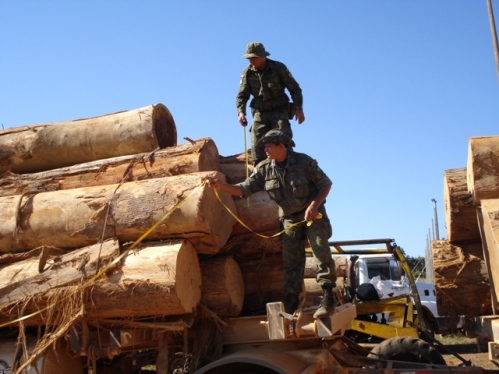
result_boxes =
[415,314,435,342]
[368,336,446,365]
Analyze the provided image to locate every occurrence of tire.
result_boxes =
[420,314,436,341]
[368,336,446,365]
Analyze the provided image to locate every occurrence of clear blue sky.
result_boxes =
[2,1,498,257]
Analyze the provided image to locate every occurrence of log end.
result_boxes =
[153,103,177,148]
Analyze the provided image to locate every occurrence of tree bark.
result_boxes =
[443,168,480,243]
[467,136,499,205]
[0,240,201,325]
[231,192,279,236]
[0,104,177,174]
[0,239,120,318]
[0,138,219,197]
[200,256,244,317]
[219,152,253,184]
[223,233,282,259]
[237,253,285,315]
[0,171,235,255]
[432,240,491,318]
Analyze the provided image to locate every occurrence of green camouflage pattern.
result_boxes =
[251,108,292,165]
[282,205,336,294]
[236,59,303,165]
[238,151,335,294]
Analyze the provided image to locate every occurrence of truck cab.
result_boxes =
[347,247,452,336]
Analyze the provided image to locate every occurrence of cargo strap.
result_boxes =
[212,186,322,238]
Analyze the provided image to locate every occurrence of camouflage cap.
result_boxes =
[257,129,295,147]
[242,42,270,59]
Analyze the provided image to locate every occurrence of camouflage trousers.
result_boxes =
[281,205,336,295]
[250,106,292,165]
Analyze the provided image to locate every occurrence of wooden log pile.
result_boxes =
[435,135,499,318]
[0,103,343,332]
[0,102,345,335]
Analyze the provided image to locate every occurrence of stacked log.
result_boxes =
[0,103,336,330]
[0,105,248,328]
[0,103,177,174]
[435,135,499,318]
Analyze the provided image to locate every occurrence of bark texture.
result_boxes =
[0,138,218,197]
[432,240,491,318]
[0,104,177,174]
[0,171,235,255]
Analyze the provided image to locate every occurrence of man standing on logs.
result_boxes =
[236,42,305,166]
[206,130,336,318]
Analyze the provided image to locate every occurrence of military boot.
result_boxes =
[284,293,300,314]
[313,286,336,319]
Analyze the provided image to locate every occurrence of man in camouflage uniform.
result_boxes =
[206,130,336,318]
[236,42,305,165]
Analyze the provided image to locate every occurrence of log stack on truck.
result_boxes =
[436,135,499,365]
[0,104,490,373]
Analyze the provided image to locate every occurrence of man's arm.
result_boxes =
[205,177,244,197]
[278,63,305,124]
[304,184,331,221]
[236,69,251,126]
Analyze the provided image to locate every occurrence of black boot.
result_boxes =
[313,286,336,318]
[284,293,300,314]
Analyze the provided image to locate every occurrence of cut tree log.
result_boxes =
[0,239,120,319]
[219,152,253,184]
[0,138,219,197]
[231,192,279,236]
[0,171,236,255]
[477,199,499,314]
[432,240,491,318]
[467,136,499,206]
[200,256,244,317]
[0,103,177,174]
[304,255,348,279]
[237,253,284,315]
[222,233,282,259]
[1,240,203,325]
[443,168,480,243]
[86,240,201,319]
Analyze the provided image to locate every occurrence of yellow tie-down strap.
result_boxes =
[212,186,322,238]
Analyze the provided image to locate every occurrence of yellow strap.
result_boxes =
[212,187,322,238]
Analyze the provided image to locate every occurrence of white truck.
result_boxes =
[352,252,452,335]
[327,238,453,340]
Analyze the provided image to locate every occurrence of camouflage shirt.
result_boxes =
[236,59,303,115]
[238,151,332,217]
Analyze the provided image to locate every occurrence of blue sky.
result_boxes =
[1,1,498,257]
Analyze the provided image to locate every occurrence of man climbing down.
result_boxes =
[205,130,336,318]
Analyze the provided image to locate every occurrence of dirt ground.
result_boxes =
[437,335,498,371]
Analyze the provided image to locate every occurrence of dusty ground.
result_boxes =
[437,334,499,371]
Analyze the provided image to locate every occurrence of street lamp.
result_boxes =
[431,198,440,240]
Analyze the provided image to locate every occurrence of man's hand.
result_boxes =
[204,176,222,188]
[295,109,305,125]
[203,176,244,197]
[238,112,248,126]
[304,205,320,222]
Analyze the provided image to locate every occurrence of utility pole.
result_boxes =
[487,0,499,84]
[431,198,440,240]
